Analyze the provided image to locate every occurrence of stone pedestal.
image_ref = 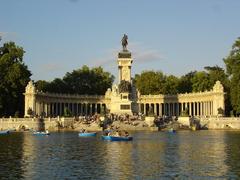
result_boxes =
[178,117,190,126]
[118,50,132,83]
[145,116,155,127]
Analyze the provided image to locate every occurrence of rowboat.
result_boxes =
[168,128,176,133]
[0,130,10,135]
[101,135,133,141]
[33,131,50,136]
[78,132,97,137]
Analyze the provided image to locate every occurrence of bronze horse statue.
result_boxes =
[121,34,128,51]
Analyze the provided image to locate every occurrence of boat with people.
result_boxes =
[102,130,133,141]
[168,128,176,133]
[0,130,10,135]
[78,129,97,137]
[78,132,97,137]
[33,130,50,136]
[101,135,133,141]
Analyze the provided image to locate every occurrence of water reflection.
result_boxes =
[0,132,25,179]
[224,131,240,179]
[1,131,240,179]
[103,140,134,179]
[177,131,228,179]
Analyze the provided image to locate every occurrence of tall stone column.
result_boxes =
[159,103,162,116]
[203,102,205,116]
[193,102,195,116]
[206,102,209,116]
[189,102,192,116]
[181,103,184,113]
[196,102,199,116]
[154,103,157,115]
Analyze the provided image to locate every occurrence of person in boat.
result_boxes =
[80,128,86,133]
[124,131,129,137]
[112,130,120,137]
[46,130,49,134]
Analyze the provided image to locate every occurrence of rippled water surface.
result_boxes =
[1,131,240,179]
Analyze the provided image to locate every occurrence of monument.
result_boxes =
[24,35,225,117]
[107,34,136,114]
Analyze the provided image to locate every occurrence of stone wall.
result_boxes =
[199,117,240,130]
[178,116,240,130]
[0,117,74,131]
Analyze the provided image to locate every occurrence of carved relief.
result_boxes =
[122,67,130,81]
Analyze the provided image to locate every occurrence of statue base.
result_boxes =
[118,50,131,58]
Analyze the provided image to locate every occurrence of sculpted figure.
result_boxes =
[121,34,128,50]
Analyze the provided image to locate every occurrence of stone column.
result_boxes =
[154,103,157,115]
[206,101,209,116]
[202,102,205,116]
[192,102,195,116]
[159,103,162,116]
[196,102,199,116]
[181,103,184,113]
[210,101,212,116]
[143,103,146,115]
[189,102,191,116]
[138,103,141,114]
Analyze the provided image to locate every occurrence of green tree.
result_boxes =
[62,65,114,95]
[204,66,229,88]
[204,65,231,115]
[35,80,50,92]
[162,75,179,94]
[178,71,196,93]
[37,66,114,95]
[0,42,31,117]
[191,71,211,92]
[47,78,69,93]
[134,70,166,95]
[224,37,240,115]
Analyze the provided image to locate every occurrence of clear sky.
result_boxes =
[1,0,240,81]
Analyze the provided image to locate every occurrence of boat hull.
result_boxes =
[101,135,133,141]
[33,132,50,136]
[78,132,97,137]
[0,130,10,135]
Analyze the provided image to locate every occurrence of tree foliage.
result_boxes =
[0,42,31,117]
[224,37,240,115]
[134,71,166,95]
[191,71,211,92]
[178,71,196,93]
[37,65,114,95]
[134,67,229,97]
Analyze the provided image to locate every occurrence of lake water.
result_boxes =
[0,131,240,179]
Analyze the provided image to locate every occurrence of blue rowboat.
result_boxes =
[101,135,133,141]
[78,132,97,137]
[0,130,10,135]
[168,129,176,133]
[33,131,50,136]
